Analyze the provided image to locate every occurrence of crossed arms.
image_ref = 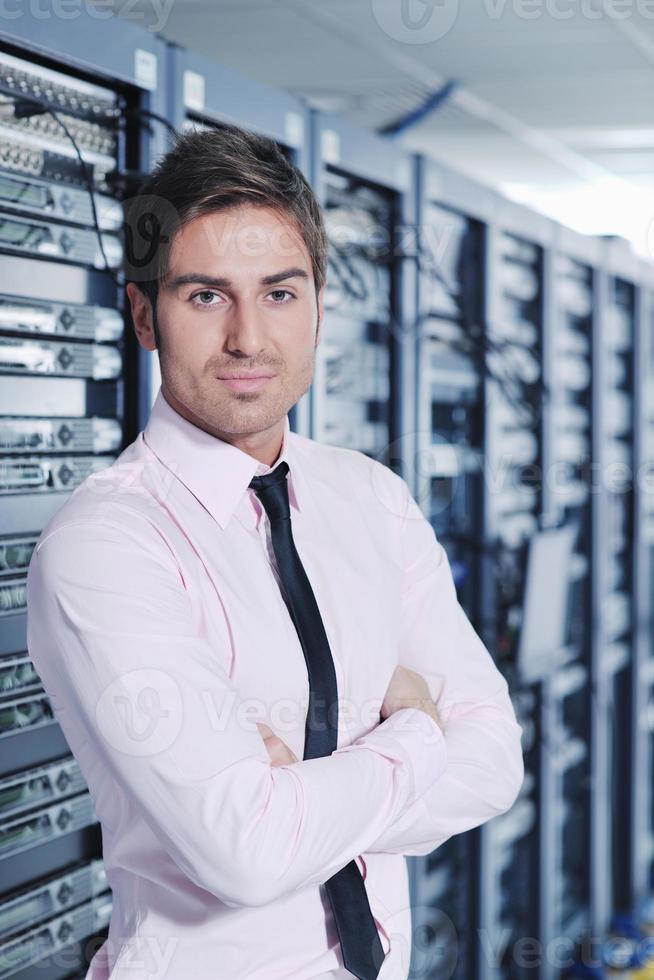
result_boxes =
[25,476,524,907]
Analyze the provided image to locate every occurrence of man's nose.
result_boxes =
[223,299,267,356]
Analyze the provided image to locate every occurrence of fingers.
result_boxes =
[256,721,274,740]
[267,736,298,766]
[380,665,445,731]
[256,722,298,766]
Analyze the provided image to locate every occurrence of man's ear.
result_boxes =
[126,282,157,352]
[315,282,326,347]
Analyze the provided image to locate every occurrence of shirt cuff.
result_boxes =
[348,706,447,806]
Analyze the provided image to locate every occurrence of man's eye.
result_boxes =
[191,290,220,306]
[269,289,295,303]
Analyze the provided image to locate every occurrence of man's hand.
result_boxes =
[257,666,443,766]
[381,665,444,731]
[257,722,299,767]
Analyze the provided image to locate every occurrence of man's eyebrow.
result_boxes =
[164,267,310,291]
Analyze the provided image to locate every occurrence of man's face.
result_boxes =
[128,203,324,453]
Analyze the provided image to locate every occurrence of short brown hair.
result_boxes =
[123,123,328,339]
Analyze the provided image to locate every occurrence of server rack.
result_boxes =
[164,43,311,433]
[632,260,654,904]
[307,110,413,465]
[0,16,164,979]
[409,155,551,980]
[411,155,551,980]
[479,198,554,980]
[539,225,601,978]
[590,237,640,939]
[411,156,612,980]
[410,154,488,980]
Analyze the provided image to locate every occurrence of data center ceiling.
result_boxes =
[109,0,654,252]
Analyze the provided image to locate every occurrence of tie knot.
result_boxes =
[248,460,291,521]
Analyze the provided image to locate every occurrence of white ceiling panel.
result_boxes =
[110,0,654,251]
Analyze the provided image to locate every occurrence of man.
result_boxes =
[26,124,524,980]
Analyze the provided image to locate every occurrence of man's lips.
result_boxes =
[216,373,276,392]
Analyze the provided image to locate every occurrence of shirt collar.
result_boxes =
[143,387,303,530]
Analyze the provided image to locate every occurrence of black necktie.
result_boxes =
[248,460,386,980]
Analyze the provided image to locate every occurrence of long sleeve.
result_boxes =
[366,474,525,857]
[26,514,447,908]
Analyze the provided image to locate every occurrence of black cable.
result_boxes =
[326,196,545,431]
[328,204,544,424]
[7,97,182,287]
[325,252,356,313]
[121,106,179,142]
[8,94,121,287]
[419,306,543,427]
[407,227,547,425]
[328,244,368,303]
[324,195,396,312]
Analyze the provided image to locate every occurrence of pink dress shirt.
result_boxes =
[26,387,524,980]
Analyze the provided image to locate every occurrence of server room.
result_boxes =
[0,3,653,980]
